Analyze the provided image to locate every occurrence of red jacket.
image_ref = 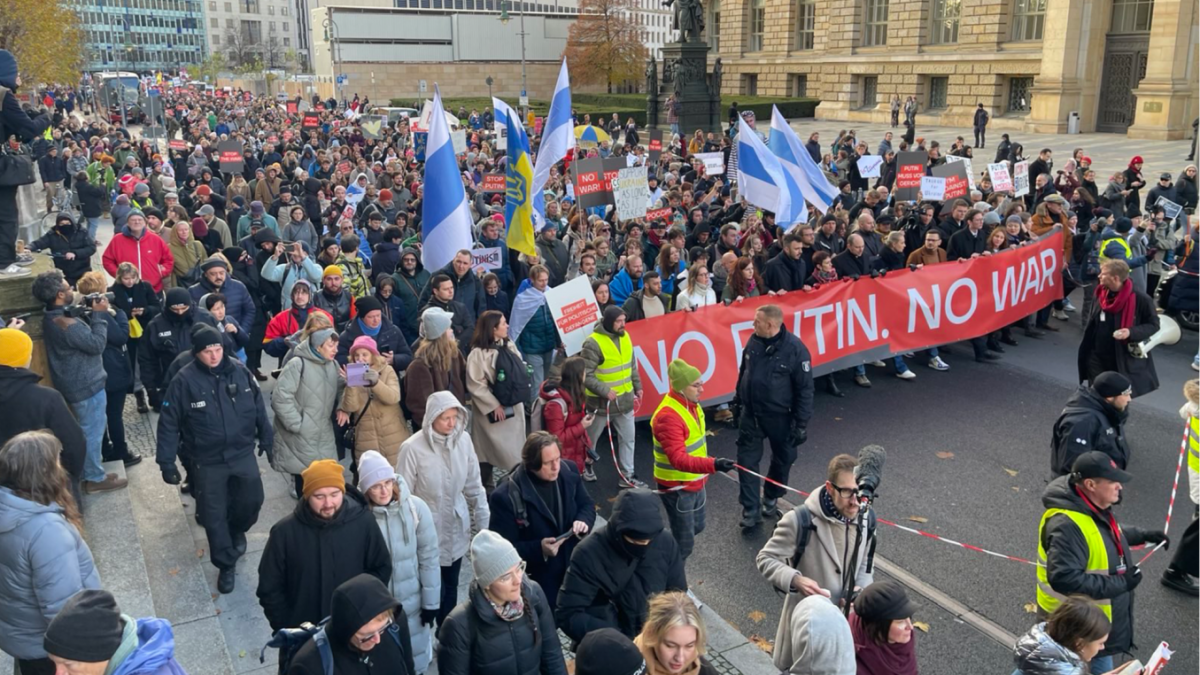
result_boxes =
[650,391,716,492]
[539,383,590,472]
[264,306,334,344]
[102,228,174,293]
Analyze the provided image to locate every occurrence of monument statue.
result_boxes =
[645,55,658,95]
[662,0,705,43]
[711,57,723,96]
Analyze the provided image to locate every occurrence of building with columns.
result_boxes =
[704,0,1197,138]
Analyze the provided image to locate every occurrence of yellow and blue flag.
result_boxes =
[505,114,537,257]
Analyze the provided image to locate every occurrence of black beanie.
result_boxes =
[43,590,124,663]
[191,323,224,355]
[1092,371,1133,398]
[164,287,192,308]
[602,305,626,334]
[1113,217,1133,234]
[575,628,646,675]
[355,295,383,316]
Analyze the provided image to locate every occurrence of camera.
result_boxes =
[84,292,115,308]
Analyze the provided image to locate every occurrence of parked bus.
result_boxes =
[92,71,144,124]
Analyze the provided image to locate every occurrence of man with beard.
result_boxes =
[188,256,255,336]
[286,575,415,675]
[257,459,392,632]
[314,265,355,332]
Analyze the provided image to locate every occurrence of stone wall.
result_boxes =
[332,61,575,103]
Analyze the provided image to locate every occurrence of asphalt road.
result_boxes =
[588,295,1198,675]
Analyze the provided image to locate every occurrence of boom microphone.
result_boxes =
[854,445,887,504]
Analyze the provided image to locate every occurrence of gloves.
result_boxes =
[258,443,275,464]
[1142,530,1170,550]
[420,608,439,627]
[363,368,380,386]
[790,426,808,447]
[161,465,182,485]
[713,457,736,473]
[1124,565,1143,592]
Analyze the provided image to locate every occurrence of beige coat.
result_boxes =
[756,489,874,672]
[339,353,409,466]
[465,340,527,470]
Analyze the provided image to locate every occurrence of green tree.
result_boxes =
[0,0,84,87]
[562,0,647,94]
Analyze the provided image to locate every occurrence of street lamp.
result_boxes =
[498,0,527,118]
[120,43,134,129]
[322,15,342,107]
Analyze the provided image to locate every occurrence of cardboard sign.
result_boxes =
[944,154,976,190]
[481,173,507,193]
[451,129,467,154]
[168,139,188,151]
[920,176,946,201]
[471,247,503,273]
[931,162,970,201]
[895,151,927,202]
[647,129,663,167]
[1156,196,1184,221]
[545,275,601,356]
[693,152,725,176]
[286,101,298,115]
[572,157,610,210]
[856,155,884,179]
[217,140,243,174]
[1013,161,1030,197]
[645,207,674,222]
[412,132,428,162]
[614,166,650,222]
[302,112,320,129]
[988,163,1013,193]
[337,160,352,175]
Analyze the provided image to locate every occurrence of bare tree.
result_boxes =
[223,21,261,68]
[562,0,647,94]
[262,35,285,70]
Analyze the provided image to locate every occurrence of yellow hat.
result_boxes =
[0,329,33,368]
[301,459,345,500]
[322,264,343,279]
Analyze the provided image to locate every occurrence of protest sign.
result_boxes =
[625,229,1064,416]
[471,247,503,273]
[481,173,507,193]
[614,166,650,221]
[988,163,1013,193]
[647,129,663,167]
[572,157,611,210]
[694,152,726,176]
[337,160,352,175]
[1155,196,1184,221]
[168,139,188,151]
[920,176,947,201]
[286,101,298,115]
[283,129,294,142]
[217,140,243,174]
[856,155,884,179]
[451,129,467,154]
[645,207,674,222]
[302,112,319,129]
[546,275,602,355]
[931,162,970,201]
[1013,161,1030,197]
[895,151,927,201]
[944,154,976,190]
[361,116,386,140]
[412,132,428,162]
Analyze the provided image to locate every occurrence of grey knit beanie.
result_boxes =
[420,307,454,340]
[471,530,522,587]
[356,450,395,495]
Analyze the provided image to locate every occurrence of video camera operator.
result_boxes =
[31,270,127,494]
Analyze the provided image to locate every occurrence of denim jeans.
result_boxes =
[586,406,636,477]
[71,389,108,482]
[1089,655,1113,674]
[855,356,909,376]
[86,217,101,242]
[523,350,555,406]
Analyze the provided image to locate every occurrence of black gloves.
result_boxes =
[420,608,439,627]
[258,443,275,464]
[1124,565,1143,592]
[1142,530,1170,550]
[713,457,736,473]
[161,465,182,485]
[790,426,808,447]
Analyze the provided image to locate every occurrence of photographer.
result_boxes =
[31,270,126,494]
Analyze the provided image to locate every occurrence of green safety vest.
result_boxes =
[1099,237,1132,262]
[1188,416,1199,474]
[1036,508,1113,620]
[652,395,707,483]
[585,332,634,397]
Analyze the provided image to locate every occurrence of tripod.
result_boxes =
[839,498,878,617]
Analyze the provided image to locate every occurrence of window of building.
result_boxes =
[1011,0,1045,40]
[790,73,808,97]
[928,76,948,109]
[861,76,878,108]
[748,0,765,50]
[1007,76,1033,112]
[268,4,274,13]
[1111,0,1153,32]
[742,73,758,95]
[226,18,234,27]
[281,5,288,14]
[930,0,960,43]
[210,17,218,27]
[212,33,220,44]
[795,0,815,50]
[283,22,289,31]
[224,2,232,11]
[283,37,290,45]
[243,0,260,12]
[863,0,888,46]
[208,0,216,9]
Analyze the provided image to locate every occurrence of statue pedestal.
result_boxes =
[650,41,720,135]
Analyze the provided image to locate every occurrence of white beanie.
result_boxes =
[420,307,454,340]
[471,530,522,587]
[356,450,394,495]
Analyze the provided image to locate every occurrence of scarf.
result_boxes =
[357,317,381,338]
[850,613,918,675]
[819,487,854,524]
[814,268,838,284]
[486,593,525,622]
[1095,279,1136,332]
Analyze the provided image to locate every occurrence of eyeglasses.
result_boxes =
[496,560,527,585]
[353,617,392,645]
[828,483,859,499]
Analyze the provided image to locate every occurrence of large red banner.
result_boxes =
[626,230,1064,417]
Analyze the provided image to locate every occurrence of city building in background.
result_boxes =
[72,0,207,72]
[202,0,308,71]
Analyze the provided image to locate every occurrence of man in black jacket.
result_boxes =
[555,489,686,641]
[763,233,808,294]
[934,200,969,244]
[972,103,989,148]
[1029,148,1053,190]
[336,296,413,373]
[140,288,220,411]
[946,209,988,261]
[419,273,473,350]
[257,458,392,632]
[1050,372,1132,478]
[419,250,486,331]
[287,574,414,675]
[832,234,873,279]
[733,304,814,529]
[38,143,67,213]
[156,324,272,594]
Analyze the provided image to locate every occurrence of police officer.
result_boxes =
[156,323,273,595]
[1037,451,1168,672]
[1050,371,1132,478]
[650,359,736,561]
[733,304,814,529]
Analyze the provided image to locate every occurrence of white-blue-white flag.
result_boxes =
[770,106,838,214]
[764,109,810,231]
[531,60,576,230]
[421,86,474,272]
[492,96,521,135]
[737,116,796,225]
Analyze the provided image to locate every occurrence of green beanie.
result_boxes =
[668,358,702,392]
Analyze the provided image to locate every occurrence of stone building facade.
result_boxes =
[706,0,1198,138]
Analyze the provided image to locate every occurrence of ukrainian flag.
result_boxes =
[505,114,537,257]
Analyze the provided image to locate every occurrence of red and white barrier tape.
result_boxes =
[603,401,688,494]
[1136,424,1188,564]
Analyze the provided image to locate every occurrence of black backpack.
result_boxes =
[782,506,878,583]
[490,342,531,407]
[261,617,405,675]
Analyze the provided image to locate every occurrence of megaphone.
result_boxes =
[1128,315,1181,359]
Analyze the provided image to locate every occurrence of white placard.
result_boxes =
[693,152,726,176]
[920,176,946,201]
[945,154,976,190]
[988,163,1013,193]
[614,166,650,222]
[545,275,602,356]
[856,155,883,178]
[1013,161,1030,197]
[1156,196,1184,222]
[451,129,467,154]
[471,246,502,273]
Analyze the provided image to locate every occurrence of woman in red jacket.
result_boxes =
[538,356,596,480]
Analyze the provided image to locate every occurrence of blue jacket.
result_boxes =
[608,268,642,308]
[110,617,189,675]
[376,287,408,332]
[336,317,414,374]
[516,303,560,355]
[188,275,255,333]
[1099,227,1147,269]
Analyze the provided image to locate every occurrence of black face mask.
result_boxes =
[620,535,652,559]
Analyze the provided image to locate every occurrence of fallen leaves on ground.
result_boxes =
[1023,603,1038,614]
[196,549,205,558]
[834,417,843,421]
[748,610,767,623]
[1012,486,1021,492]
[748,635,774,654]
[913,621,930,633]
[1004,467,1019,477]
[607,496,618,503]
[907,516,929,523]
[238,651,247,659]
[935,451,955,459]
[167,567,180,576]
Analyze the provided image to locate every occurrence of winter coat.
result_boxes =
[1174,174,1198,211]
[581,322,642,415]
[372,240,403,282]
[270,339,343,475]
[42,306,109,405]
[420,263,486,331]
[280,219,320,255]
[287,574,414,675]
[0,487,101,660]
[403,349,469,428]
[100,308,134,394]
[1039,476,1149,657]
[782,596,856,675]
[437,578,567,675]
[338,353,409,465]
[391,249,431,342]
[166,228,205,290]
[734,327,814,424]
[1168,234,1198,313]
[763,252,807,293]
[515,302,559,356]
[537,383,590,471]
[1031,211,1072,269]
[157,356,272,468]
[188,275,255,332]
[1050,384,1131,477]
[675,284,717,311]
[757,490,874,672]
[555,489,687,641]
[256,488,393,632]
[103,225,175,293]
[76,179,108,219]
[396,391,490,566]
[946,227,988,261]
[466,341,528,470]
[260,255,324,311]
[1012,622,1087,675]
[489,462,595,611]
[1076,285,1159,398]
[29,218,95,285]
[313,288,355,332]
[0,367,86,481]
[139,305,220,394]
[336,317,414,374]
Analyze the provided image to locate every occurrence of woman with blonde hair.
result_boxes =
[166,218,207,288]
[404,308,468,428]
[634,591,719,675]
[0,431,101,675]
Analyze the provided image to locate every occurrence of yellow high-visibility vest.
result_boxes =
[1036,508,1113,620]
[585,332,633,397]
[1099,237,1132,262]
[652,395,707,483]
[1187,416,1199,474]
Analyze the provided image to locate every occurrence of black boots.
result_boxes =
[1161,567,1199,596]
[217,568,236,594]
[135,389,150,414]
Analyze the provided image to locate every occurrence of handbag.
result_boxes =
[0,86,36,187]
[343,396,373,448]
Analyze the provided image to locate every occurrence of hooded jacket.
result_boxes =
[287,574,414,675]
[396,391,490,566]
[555,489,687,641]
[261,252,324,311]
[138,292,219,395]
[103,224,175,293]
[270,337,343,475]
[1012,622,1087,675]
[390,248,431,343]
[257,487,393,632]
[1039,476,1148,657]
[1050,385,1131,477]
[782,595,855,675]
[581,319,643,415]
[0,367,86,479]
[437,578,567,675]
[29,215,95,285]
[0,487,101,660]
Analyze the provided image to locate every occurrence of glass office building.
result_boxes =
[72,0,207,73]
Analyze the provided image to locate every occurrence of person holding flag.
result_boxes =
[505,112,537,258]
[421,86,474,273]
